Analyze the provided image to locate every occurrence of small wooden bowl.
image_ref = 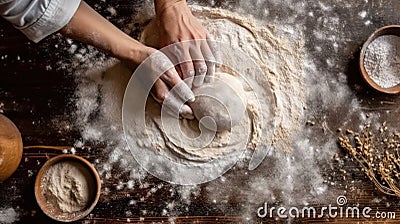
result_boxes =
[34,155,101,222]
[360,25,400,94]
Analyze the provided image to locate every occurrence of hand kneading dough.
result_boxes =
[190,73,247,132]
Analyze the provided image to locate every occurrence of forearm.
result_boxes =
[60,1,152,65]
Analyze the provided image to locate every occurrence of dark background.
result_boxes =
[1,0,400,223]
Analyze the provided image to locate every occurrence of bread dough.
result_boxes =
[190,73,247,132]
[129,17,274,164]
[143,73,251,161]
[119,5,307,183]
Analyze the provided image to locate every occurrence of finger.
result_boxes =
[201,41,216,83]
[193,60,207,88]
[162,43,184,66]
[171,44,195,88]
[175,65,195,90]
[151,79,194,119]
[160,68,195,103]
[165,81,196,119]
[180,104,195,120]
[190,44,207,88]
[148,50,175,75]
[163,90,192,118]
[205,61,215,83]
[150,79,169,104]
[175,65,183,78]
[207,36,222,67]
[179,61,195,88]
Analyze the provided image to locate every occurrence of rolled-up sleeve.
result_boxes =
[0,0,81,42]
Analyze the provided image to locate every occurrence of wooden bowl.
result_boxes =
[34,155,101,222]
[0,114,23,182]
[359,25,400,94]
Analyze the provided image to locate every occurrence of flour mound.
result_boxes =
[41,161,95,213]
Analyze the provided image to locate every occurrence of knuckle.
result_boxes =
[182,62,194,69]
[197,62,207,70]
[155,92,166,102]
[162,71,175,80]
[162,74,180,87]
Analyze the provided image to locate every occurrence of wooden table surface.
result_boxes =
[1,0,400,223]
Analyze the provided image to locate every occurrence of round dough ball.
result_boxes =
[190,73,247,132]
[0,114,23,182]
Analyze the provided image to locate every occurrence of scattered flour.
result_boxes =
[119,6,305,184]
[41,161,95,213]
[53,0,368,220]
[71,3,319,211]
[0,208,18,223]
[193,6,306,154]
[364,35,400,88]
[358,10,367,19]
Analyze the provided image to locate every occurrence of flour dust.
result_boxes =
[0,208,18,224]
[54,0,381,221]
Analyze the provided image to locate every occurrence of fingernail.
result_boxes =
[181,113,195,120]
[185,87,195,102]
[189,70,195,77]
[180,105,193,118]
[187,95,195,103]
[199,66,207,76]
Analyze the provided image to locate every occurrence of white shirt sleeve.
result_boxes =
[0,0,81,43]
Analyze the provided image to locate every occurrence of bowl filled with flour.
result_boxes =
[34,155,101,222]
[360,25,400,94]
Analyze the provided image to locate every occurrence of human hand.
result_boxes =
[155,0,217,88]
[144,47,196,119]
[59,1,196,119]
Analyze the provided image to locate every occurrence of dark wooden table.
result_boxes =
[1,0,400,223]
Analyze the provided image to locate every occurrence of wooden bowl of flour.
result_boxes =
[35,155,101,222]
[360,25,400,94]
